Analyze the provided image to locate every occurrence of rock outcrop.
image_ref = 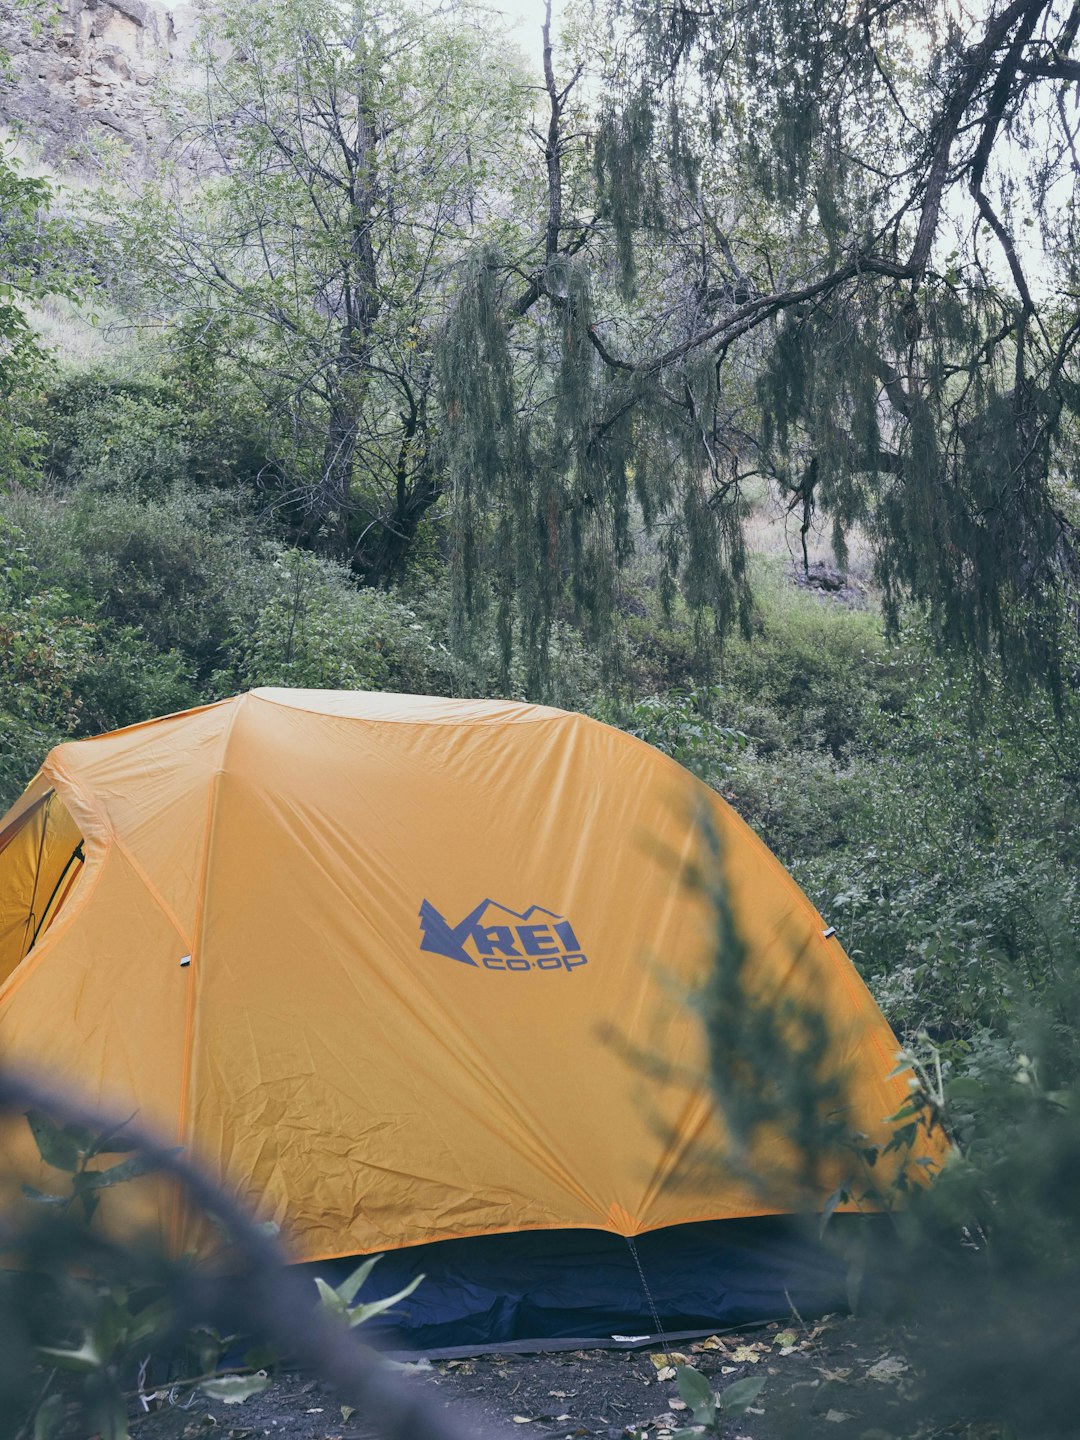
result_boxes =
[0,0,199,162]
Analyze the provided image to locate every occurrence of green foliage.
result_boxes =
[438,243,756,696]
[622,571,1080,1040]
[116,0,529,582]
[0,514,193,807]
[821,976,1080,1438]
[38,365,270,499]
[198,1373,271,1405]
[719,565,905,758]
[686,767,1080,1436]
[601,687,745,777]
[671,1364,765,1434]
[0,145,76,489]
[222,545,463,696]
[15,1113,181,1440]
[758,288,1076,697]
[689,810,869,1202]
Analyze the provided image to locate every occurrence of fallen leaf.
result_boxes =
[773,1330,798,1348]
[651,1352,690,1367]
[721,1365,737,1374]
[340,1408,355,1423]
[865,1355,909,1384]
[779,1346,798,1357]
[512,1418,534,1425]
[386,1360,432,1375]
[817,1367,852,1383]
[700,1336,731,1352]
[825,1410,852,1422]
[199,1375,270,1406]
[655,1365,676,1381]
[731,1346,761,1364]
[669,1399,687,1411]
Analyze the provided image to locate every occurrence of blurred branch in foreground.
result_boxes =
[0,1064,510,1440]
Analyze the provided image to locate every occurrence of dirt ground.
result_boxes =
[130,1314,918,1440]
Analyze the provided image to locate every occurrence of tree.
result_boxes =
[440,0,1080,693]
[120,0,530,584]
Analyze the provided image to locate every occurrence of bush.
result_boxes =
[4,483,257,689]
[220,545,464,695]
[717,560,911,758]
[777,667,1080,1035]
[0,517,193,808]
[37,362,272,500]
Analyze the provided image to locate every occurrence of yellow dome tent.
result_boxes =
[0,690,930,1344]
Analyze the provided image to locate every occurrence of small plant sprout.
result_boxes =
[670,1362,765,1436]
[313,1255,424,1328]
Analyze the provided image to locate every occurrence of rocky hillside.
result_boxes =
[0,0,197,160]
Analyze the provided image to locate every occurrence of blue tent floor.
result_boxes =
[300,1217,854,1354]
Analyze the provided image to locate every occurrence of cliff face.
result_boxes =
[0,0,199,161]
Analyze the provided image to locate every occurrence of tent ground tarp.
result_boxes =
[302,1217,855,1353]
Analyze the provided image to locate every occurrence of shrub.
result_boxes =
[38,362,272,500]
[220,545,463,695]
[4,483,256,688]
[717,560,911,759]
[0,517,193,808]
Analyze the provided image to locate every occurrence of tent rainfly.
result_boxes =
[0,690,937,1347]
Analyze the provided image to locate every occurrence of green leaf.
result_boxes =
[674,1363,716,1424]
[347,1271,424,1327]
[89,1386,129,1440]
[125,1297,173,1347]
[314,1276,348,1319]
[199,1373,271,1405]
[21,1184,68,1206]
[81,1149,180,1190]
[33,1393,65,1440]
[54,1123,101,1154]
[84,1123,139,1160]
[335,1254,381,1305]
[819,1183,847,1237]
[26,1111,80,1172]
[37,1334,103,1374]
[717,1374,766,1416]
[882,1100,919,1124]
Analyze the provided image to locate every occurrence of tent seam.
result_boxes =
[170,695,244,1250]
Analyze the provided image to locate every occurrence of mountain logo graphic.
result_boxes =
[418,899,588,973]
